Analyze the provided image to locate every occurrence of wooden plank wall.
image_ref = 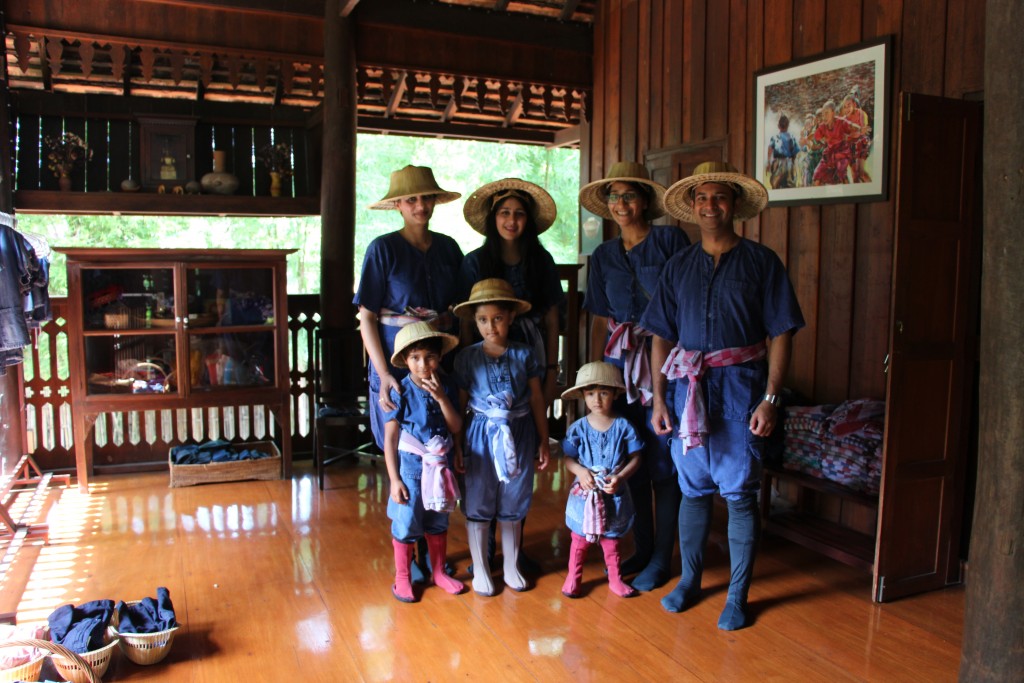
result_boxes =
[583,0,985,404]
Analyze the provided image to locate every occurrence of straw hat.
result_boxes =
[578,161,667,221]
[452,278,532,320]
[463,178,558,234]
[560,361,626,401]
[389,321,460,368]
[368,165,462,210]
[663,161,769,223]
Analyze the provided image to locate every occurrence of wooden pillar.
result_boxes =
[320,0,358,330]
[0,4,26,465]
[960,0,1024,679]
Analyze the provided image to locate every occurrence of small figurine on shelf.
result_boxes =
[256,142,293,197]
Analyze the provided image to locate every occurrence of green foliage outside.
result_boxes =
[19,134,580,297]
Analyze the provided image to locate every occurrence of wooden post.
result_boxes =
[960,0,1024,679]
[0,6,26,465]
[320,0,358,330]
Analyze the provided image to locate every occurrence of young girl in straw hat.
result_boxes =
[578,161,690,592]
[453,278,551,596]
[382,321,466,603]
[560,361,642,599]
[459,178,564,406]
[355,164,463,583]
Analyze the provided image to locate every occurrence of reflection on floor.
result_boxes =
[5,458,963,682]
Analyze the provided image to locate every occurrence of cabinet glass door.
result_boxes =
[80,267,176,331]
[185,265,277,392]
[84,334,178,395]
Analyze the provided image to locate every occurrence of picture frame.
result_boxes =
[138,117,196,190]
[753,36,892,207]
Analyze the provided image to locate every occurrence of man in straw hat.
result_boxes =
[640,161,805,630]
[578,161,690,592]
[355,164,463,584]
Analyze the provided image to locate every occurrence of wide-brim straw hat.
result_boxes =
[663,161,769,223]
[452,278,532,320]
[369,165,462,210]
[561,361,626,401]
[390,321,460,368]
[463,178,558,234]
[578,161,667,221]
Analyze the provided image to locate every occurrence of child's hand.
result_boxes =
[536,441,551,471]
[453,446,465,474]
[577,469,597,491]
[420,373,445,401]
[601,474,621,495]
[390,479,409,505]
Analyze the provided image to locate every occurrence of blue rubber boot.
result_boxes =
[660,494,712,613]
[632,476,681,591]
[718,494,759,631]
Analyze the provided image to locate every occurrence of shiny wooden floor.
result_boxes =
[5,458,963,682]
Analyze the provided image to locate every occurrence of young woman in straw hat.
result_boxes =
[458,178,564,407]
[381,322,466,602]
[452,279,551,596]
[577,161,690,592]
[355,164,463,583]
[560,361,643,599]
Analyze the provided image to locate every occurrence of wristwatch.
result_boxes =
[762,393,781,407]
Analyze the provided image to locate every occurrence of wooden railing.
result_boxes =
[22,274,582,472]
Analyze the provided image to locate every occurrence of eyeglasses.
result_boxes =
[606,192,640,204]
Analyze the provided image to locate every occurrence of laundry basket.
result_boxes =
[0,638,98,683]
[0,650,44,683]
[112,600,178,665]
[50,632,118,683]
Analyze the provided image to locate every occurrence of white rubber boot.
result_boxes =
[500,520,528,591]
[467,521,495,596]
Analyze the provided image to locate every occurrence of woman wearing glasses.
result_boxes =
[578,162,690,591]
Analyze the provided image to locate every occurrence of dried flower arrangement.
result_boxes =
[256,142,294,176]
[44,132,93,178]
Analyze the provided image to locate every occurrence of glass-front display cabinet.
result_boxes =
[58,248,294,490]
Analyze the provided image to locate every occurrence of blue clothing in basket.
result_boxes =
[116,587,178,634]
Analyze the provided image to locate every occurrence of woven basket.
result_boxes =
[0,639,97,683]
[169,440,282,487]
[50,631,119,683]
[112,601,178,665]
[0,651,44,683]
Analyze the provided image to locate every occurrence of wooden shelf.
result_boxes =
[763,463,878,506]
[764,510,876,572]
[14,190,320,216]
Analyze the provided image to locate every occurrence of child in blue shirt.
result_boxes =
[454,278,551,595]
[560,361,643,598]
[382,322,466,603]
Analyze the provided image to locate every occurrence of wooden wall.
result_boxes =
[582,0,985,404]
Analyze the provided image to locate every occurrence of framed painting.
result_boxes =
[138,117,196,190]
[753,36,892,206]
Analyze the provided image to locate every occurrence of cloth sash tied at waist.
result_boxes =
[378,306,452,331]
[661,341,767,452]
[570,467,611,542]
[471,392,530,484]
[604,320,653,405]
[398,431,460,512]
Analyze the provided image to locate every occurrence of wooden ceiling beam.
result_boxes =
[385,71,408,119]
[358,115,557,146]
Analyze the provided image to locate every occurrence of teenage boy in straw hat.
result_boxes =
[640,161,804,630]
[381,322,466,602]
[578,161,690,592]
[355,164,463,583]
[560,361,643,599]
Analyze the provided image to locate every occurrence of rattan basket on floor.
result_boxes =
[0,638,97,683]
[51,632,119,683]
[113,600,178,665]
[0,650,44,683]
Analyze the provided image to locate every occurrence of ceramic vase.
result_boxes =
[270,171,283,197]
[200,150,239,195]
[58,175,72,192]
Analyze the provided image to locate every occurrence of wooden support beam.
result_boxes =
[560,0,581,22]
[358,115,555,146]
[339,0,362,17]
[549,124,580,148]
[504,88,524,128]
[385,70,408,119]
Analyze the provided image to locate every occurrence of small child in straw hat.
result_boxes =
[382,321,466,603]
[453,278,551,596]
[560,361,643,599]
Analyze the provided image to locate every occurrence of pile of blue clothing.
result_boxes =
[48,599,114,654]
[116,587,178,634]
[171,439,272,465]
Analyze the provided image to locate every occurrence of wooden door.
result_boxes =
[874,93,981,602]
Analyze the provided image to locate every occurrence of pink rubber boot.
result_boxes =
[561,532,591,598]
[600,537,639,598]
[426,532,466,595]
[392,539,416,603]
